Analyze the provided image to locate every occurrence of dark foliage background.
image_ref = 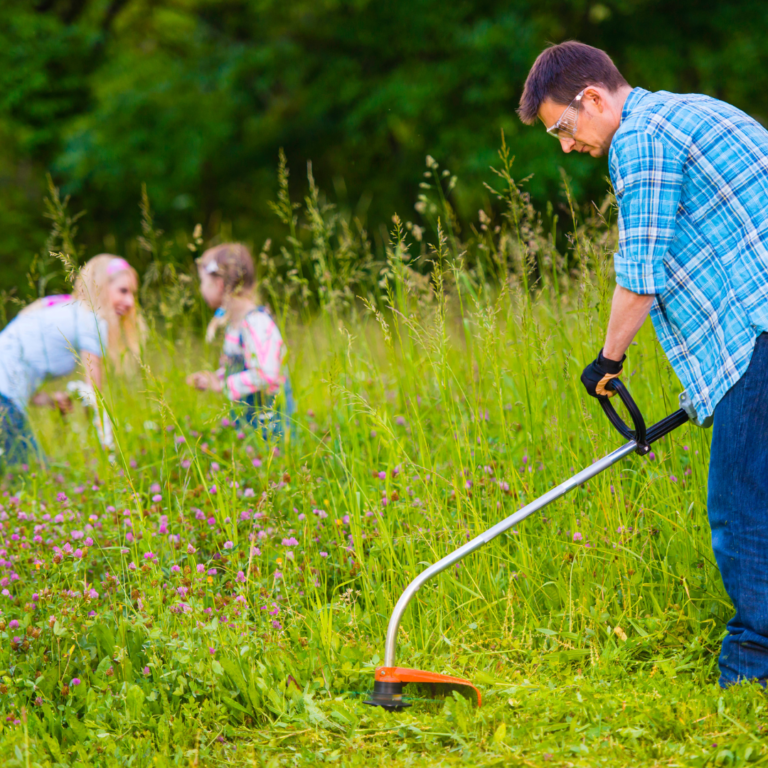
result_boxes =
[2,0,768,295]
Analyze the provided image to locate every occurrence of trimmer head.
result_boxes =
[364,667,482,710]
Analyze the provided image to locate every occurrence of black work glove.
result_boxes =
[581,348,626,400]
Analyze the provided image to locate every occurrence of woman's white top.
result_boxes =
[0,300,106,411]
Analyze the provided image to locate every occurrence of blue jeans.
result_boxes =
[0,393,37,467]
[234,377,296,443]
[708,331,768,687]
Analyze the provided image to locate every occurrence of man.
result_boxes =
[518,41,768,688]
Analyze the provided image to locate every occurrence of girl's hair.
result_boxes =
[197,243,254,296]
[197,244,256,341]
[23,254,143,369]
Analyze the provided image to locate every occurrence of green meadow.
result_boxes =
[0,155,765,767]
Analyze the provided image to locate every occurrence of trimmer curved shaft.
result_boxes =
[366,380,691,710]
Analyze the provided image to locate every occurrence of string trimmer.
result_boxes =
[365,380,709,710]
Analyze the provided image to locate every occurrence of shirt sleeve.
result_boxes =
[612,131,684,295]
[224,313,285,401]
[75,305,106,357]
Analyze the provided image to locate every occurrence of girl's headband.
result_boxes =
[106,257,131,276]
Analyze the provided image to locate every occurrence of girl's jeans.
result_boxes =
[709,332,768,687]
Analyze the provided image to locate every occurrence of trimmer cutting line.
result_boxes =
[365,379,710,710]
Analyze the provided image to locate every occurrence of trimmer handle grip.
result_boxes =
[599,378,649,453]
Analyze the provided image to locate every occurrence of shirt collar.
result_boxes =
[620,87,650,124]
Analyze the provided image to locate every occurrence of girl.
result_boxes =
[187,243,295,437]
[0,254,142,464]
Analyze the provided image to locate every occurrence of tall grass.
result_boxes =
[0,149,758,768]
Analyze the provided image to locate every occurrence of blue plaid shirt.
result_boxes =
[610,88,768,419]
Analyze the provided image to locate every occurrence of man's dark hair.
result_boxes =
[517,41,629,125]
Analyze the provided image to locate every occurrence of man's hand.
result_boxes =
[580,284,655,400]
[186,371,224,393]
[581,349,626,400]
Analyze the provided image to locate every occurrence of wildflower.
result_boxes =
[181,459,191,469]
[176,435,186,444]
[395,416,406,426]
[320,551,328,558]
[70,678,81,687]
[197,564,205,573]
[252,458,262,468]
[187,544,196,554]
[670,475,678,482]
[250,546,261,556]
[209,486,217,495]
[128,562,137,571]
[84,537,94,547]
[209,647,216,655]
[74,549,84,559]
[88,589,99,599]
[143,666,150,675]
[274,570,282,580]
[207,568,216,576]
[282,537,299,546]
[272,620,282,629]
[573,532,583,542]
[177,586,188,597]
[223,540,234,550]
[8,619,18,630]
[211,462,220,473]
[649,451,656,460]
[377,471,386,480]
[152,494,162,503]
[171,564,181,573]
[207,517,216,527]
[144,552,156,561]
[236,570,246,583]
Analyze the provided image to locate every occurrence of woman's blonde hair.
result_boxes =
[74,254,143,369]
[23,254,143,369]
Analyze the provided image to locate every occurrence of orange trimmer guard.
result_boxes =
[370,666,482,708]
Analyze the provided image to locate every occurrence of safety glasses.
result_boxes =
[546,89,585,140]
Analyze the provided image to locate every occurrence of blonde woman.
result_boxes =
[187,243,295,437]
[0,254,141,464]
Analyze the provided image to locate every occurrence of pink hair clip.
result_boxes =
[106,257,131,276]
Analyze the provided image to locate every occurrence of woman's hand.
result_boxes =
[30,391,73,414]
[186,371,224,392]
[51,391,74,414]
